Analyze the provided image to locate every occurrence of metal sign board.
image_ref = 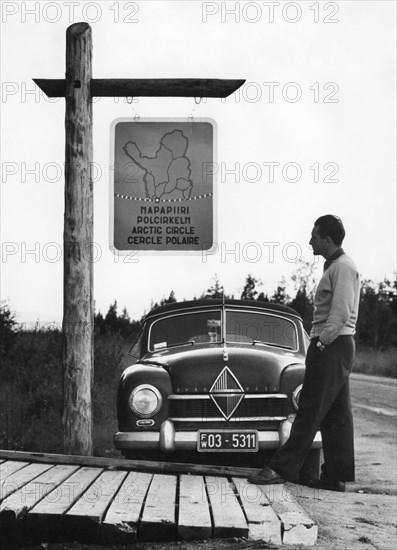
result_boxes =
[110,118,216,254]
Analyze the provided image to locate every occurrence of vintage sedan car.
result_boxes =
[114,299,322,478]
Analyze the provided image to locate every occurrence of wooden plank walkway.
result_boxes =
[0,450,318,546]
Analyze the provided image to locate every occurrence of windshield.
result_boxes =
[148,308,298,352]
[149,310,222,351]
[225,309,297,350]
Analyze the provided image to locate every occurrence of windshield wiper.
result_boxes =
[252,340,293,350]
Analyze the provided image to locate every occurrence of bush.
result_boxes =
[0,303,18,357]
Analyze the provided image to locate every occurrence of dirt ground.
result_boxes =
[5,373,397,550]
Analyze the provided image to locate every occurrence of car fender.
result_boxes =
[117,363,172,431]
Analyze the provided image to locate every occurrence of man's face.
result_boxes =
[309,225,328,256]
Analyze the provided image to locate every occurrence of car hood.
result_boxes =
[140,344,303,393]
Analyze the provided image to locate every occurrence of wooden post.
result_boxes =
[62,22,93,455]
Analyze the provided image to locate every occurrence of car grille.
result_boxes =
[168,395,288,422]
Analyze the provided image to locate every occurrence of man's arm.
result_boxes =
[319,262,359,346]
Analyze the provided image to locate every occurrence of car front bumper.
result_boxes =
[114,418,322,452]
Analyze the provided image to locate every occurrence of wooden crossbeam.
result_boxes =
[33,78,245,98]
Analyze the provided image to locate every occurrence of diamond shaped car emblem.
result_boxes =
[209,366,244,420]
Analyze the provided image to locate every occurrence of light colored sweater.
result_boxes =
[310,253,360,345]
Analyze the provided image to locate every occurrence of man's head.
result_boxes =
[310,215,345,257]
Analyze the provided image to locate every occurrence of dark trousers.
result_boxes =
[269,335,355,482]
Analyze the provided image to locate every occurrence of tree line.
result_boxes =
[1,268,396,351]
[93,266,396,350]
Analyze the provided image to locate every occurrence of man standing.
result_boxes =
[248,215,360,491]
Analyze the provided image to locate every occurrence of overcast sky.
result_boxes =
[1,0,396,325]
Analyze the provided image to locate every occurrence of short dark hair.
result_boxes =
[314,215,345,246]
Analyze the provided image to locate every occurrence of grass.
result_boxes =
[353,345,397,379]
[0,332,396,457]
[0,330,130,457]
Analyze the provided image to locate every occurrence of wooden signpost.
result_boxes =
[34,22,244,455]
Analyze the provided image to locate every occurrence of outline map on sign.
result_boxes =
[123,129,193,201]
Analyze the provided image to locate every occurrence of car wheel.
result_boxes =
[299,449,322,484]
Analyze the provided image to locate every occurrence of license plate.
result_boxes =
[197,430,258,452]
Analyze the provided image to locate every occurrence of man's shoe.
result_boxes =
[307,479,346,492]
[247,467,285,485]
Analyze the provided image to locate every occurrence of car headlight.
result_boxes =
[292,384,303,411]
[129,385,162,417]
